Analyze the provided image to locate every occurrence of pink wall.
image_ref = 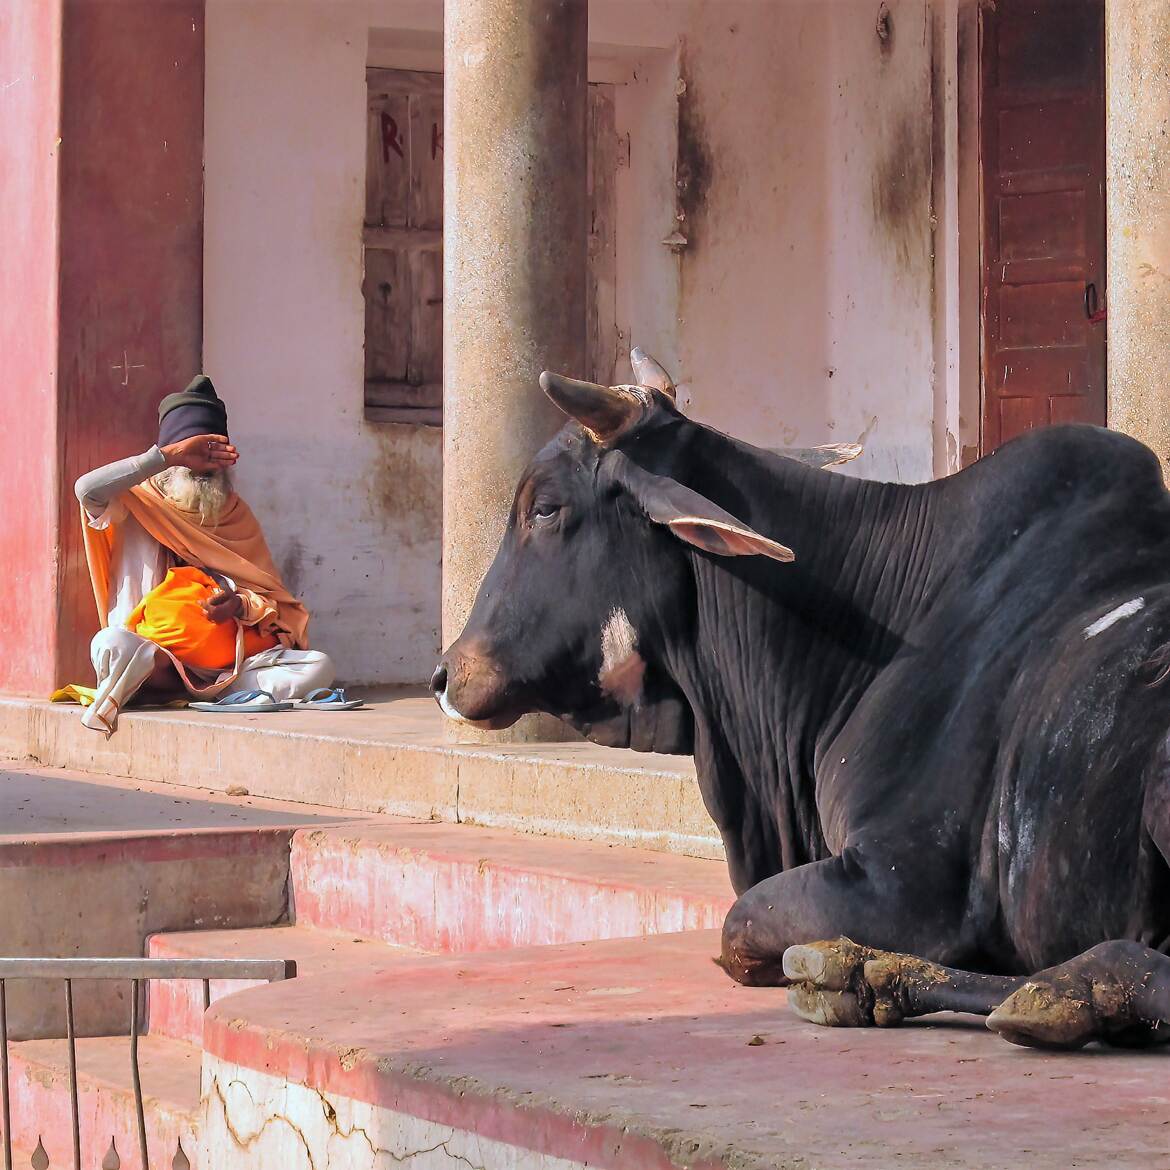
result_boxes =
[54,0,206,685]
[0,1,62,695]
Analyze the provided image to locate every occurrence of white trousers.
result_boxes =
[84,627,335,736]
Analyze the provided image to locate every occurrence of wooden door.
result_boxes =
[980,0,1106,453]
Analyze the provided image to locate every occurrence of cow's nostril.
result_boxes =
[430,663,448,696]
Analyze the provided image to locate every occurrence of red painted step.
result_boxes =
[289,820,733,952]
[146,925,419,1044]
[201,931,1170,1170]
[9,1033,200,1170]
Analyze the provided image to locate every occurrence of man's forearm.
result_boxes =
[74,446,167,513]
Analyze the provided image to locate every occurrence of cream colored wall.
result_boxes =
[204,0,442,686]
[604,0,950,483]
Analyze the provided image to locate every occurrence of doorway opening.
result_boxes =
[979,0,1106,454]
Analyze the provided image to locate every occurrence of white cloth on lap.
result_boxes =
[84,628,335,736]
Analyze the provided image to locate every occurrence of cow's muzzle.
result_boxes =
[430,645,522,730]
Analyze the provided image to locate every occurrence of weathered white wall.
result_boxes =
[204,0,442,686]
[604,0,941,483]
[205,0,963,684]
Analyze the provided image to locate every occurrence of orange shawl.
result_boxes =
[81,478,310,650]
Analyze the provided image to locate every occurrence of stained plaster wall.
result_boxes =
[610,0,943,483]
[1,0,205,693]
[0,0,61,695]
[204,0,958,684]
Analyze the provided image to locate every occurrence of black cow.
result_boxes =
[432,350,1170,1050]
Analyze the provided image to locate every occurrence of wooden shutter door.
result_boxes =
[364,69,443,425]
[363,71,618,423]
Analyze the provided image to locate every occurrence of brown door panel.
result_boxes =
[980,0,1106,454]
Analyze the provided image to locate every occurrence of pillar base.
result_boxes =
[444,712,580,747]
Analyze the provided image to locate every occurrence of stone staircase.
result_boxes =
[3,747,1169,1167]
[0,768,730,1168]
[9,1035,199,1168]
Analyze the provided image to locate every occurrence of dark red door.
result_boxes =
[980,0,1106,453]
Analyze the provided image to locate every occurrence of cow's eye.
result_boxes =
[531,502,561,524]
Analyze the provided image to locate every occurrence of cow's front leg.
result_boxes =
[782,938,1170,1046]
[718,848,970,989]
[781,938,1026,1027]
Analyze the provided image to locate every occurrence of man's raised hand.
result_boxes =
[161,434,239,473]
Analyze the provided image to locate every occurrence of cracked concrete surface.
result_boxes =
[202,1058,588,1170]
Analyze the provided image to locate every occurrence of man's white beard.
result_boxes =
[155,466,233,526]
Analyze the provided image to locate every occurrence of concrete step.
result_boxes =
[146,925,419,1044]
[289,820,733,952]
[201,932,1170,1170]
[0,692,718,860]
[9,1034,200,1170]
[0,761,360,1041]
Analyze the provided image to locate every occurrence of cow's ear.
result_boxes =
[664,516,796,561]
[614,454,795,563]
[630,348,677,402]
[540,372,651,444]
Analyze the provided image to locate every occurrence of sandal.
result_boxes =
[189,689,293,714]
[294,687,365,711]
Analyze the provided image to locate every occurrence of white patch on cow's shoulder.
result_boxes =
[601,607,638,675]
[599,607,645,703]
[1083,597,1145,639]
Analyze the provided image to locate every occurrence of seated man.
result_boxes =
[75,375,334,734]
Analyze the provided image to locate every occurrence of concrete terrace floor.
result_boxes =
[0,687,717,858]
[0,756,1166,1166]
[209,930,1170,1170]
[0,764,352,838]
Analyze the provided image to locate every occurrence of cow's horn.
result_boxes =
[630,348,677,402]
[539,372,648,443]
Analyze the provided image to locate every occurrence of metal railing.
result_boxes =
[0,957,296,1170]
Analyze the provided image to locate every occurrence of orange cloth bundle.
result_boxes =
[83,477,310,650]
[125,566,277,670]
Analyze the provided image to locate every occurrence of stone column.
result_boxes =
[1106,0,1170,477]
[442,0,588,741]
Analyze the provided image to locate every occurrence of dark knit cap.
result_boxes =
[158,375,229,446]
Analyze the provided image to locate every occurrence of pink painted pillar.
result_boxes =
[0,1,205,694]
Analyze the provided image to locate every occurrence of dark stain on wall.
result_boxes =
[871,104,932,275]
[929,2,944,317]
[676,47,713,253]
[372,428,442,549]
[281,538,305,597]
[956,5,972,132]
[876,2,895,58]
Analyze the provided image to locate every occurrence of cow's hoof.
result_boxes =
[783,938,907,1028]
[787,982,870,1027]
[986,980,1095,1050]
